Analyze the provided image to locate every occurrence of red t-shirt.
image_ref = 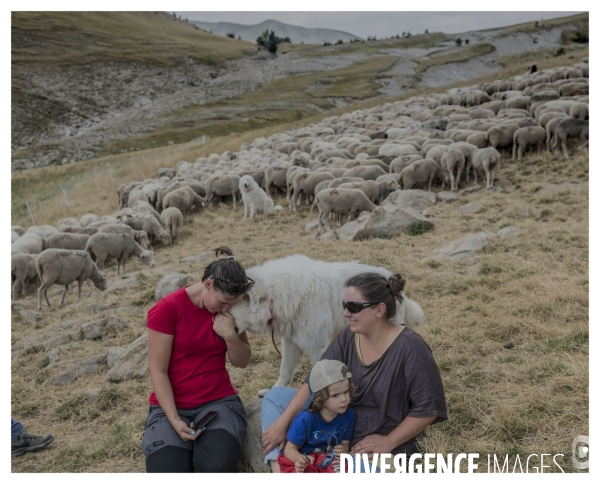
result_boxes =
[147,287,237,409]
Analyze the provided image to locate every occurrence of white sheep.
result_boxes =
[98,224,150,248]
[440,149,466,192]
[471,147,501,189]
[85,233,155,276]
[205,175,241,209]
[11,253,38,301]
[316,188,377,234]
[124,215,171,247]
[11,232,45,255]
[161,207,184,241]
[512,126,547,161]
[36,249,108,310]
[162,186,206,214]
[398,160,441,191]
[46,233,90,251]
[291,172,334,211]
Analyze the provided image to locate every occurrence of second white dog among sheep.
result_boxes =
[238,175,282,219]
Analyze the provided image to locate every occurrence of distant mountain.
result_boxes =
[191,19,362,45]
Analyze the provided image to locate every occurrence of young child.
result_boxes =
[278,359,357,473]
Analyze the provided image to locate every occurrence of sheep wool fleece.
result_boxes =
[146,287,237,408]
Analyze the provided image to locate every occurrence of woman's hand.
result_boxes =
[350,434,393,456]
[172,419,200,442]
[213,311,237,340]
[262,419,288,454]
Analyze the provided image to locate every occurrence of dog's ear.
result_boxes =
[247,289,268,313]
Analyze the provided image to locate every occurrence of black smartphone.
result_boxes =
[193,411,219,434]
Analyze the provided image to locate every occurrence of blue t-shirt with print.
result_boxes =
[286,408,356,454]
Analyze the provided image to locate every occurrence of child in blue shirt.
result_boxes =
[278,359,356,473]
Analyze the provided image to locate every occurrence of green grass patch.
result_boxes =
[407,222,431,237]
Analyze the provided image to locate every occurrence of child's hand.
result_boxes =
[295,455,313,473]
[334,441,350,458]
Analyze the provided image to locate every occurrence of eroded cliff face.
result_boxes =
[11,16,585,171]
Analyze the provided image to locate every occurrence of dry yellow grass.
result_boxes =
[11,142,588,472]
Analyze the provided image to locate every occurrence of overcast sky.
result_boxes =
[173,11,585,39]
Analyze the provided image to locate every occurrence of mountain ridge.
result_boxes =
[192,18,362,44]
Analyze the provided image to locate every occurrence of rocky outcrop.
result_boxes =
[334,205,435,242]
[81,316,125,340]
[106,334,149,382]
[240,398,268,473]
[43,354,106,386]
[380,189,436,212]
[432,231,494,259]
[154,274,193,301]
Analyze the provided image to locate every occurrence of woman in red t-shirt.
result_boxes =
[142,246,253,472]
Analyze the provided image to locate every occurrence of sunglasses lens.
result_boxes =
[344,302,362,314]
[246,279,255,291]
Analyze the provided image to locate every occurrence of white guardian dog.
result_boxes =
[239,175,282,219]
[229,254,425,389]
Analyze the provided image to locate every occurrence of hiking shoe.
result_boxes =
[11,431,54,457]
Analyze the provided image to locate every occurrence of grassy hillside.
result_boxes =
[11,11,256,68]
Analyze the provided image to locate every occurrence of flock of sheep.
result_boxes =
[11,59,589,310]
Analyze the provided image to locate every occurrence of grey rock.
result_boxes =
[106,334,149,382]
[319,231,338,241]
[458,184,483,195]
[13,329,59,349]
[18,310,43,323]
[335,205,434,242]
[304,219,320,232]
[497,226,520,238]
[437,191,458,203]
[380,189,436,212]
[47,348,60,362]
[45,335,68,348]
[179,252,212,263]
[82,316,125,340]
[60,318,85,330]
[106,346,126,368]
[460,202,484,215]
[114,305,139,315]
[107,275,137,290]
[43,354,105,386]
[154,274,193,301]
[84,387,103,403]
[86,303,111,312]
[240,398,268,472]
[432,231,494,260]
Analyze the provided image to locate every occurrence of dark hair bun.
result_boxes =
[215,246,234,259]
[388,274,406,304]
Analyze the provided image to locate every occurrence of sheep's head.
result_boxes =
[142,251,156,268]
[159,231,172,246]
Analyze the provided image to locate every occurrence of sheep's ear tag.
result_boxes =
[342,372,347,378]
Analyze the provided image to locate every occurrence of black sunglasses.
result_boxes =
[211,276,255,291]
[342,300,382,314]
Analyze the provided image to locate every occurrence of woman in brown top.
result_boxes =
[261,272,447,472]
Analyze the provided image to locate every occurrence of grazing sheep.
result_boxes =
[316,188,377,234]
[338,178,400,204]
[569,103,589,120]
[378,143,418,157]
[46,233,90,251]
[11,232,45,255]
[264,166,288,196]
[161,207,184,240]
[57,218,80,232]
[86,233,155,276]
[471,147,501,189]
[61,226,99,236]
[389,155,424,174]
[79,213,100,227]
[512,126,547,161]
[124,215,171,247]
[342,165,387,181]
[98,224,150,248]
[11,253,38,301]
[327,177,365,189]
[36,249,108,310]
[398,160,441,191]
[291,172,334,211]
[11,230,20,243]
[552,118,589,159]
[485,124,520,151]
[162,186,206,215]
[205,175,241,209]
[12,225,26,237]
[157,167,176,179]
[441,149,466,192]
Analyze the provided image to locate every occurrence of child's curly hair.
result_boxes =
[307,365,357,413]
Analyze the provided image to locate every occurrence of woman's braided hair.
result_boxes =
[344,272,406,319]
[201,246,248,296]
